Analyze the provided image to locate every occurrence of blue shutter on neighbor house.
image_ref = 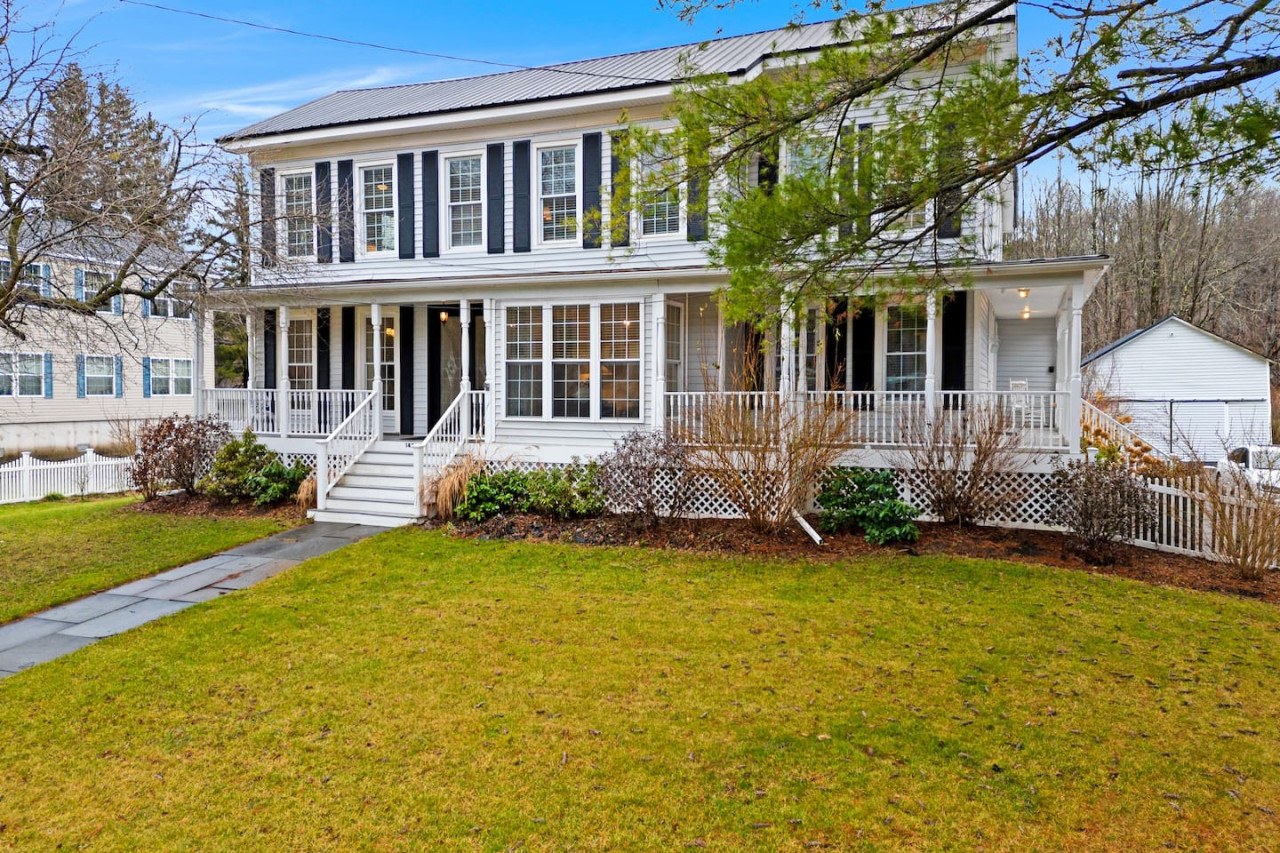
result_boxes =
[512,140,532,253]
[40,264,52,298]
[582,132,603,249]
[609,132,630,248]
[114,355,123,398]
[43,353,53,399]
[112,293,122,315]
[486,143,505,254]
[315,161,333,263]
[260,167,276,267]
[421,151,440,258]
[142,357,152,398]
[397,153,415,260]
[141,293,151,317]
[76,355,85,398]
[337,159,355,263]
[74,268,84,302]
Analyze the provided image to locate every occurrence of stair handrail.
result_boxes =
[411,388,478,517]
[1081,399,1175,462]
[315,387,381,511]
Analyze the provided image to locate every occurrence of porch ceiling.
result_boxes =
[986,283,1066,322]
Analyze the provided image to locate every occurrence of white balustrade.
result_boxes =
[315,389,380,510]
[203,389,370,437]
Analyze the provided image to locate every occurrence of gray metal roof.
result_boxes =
[220,19,853,143]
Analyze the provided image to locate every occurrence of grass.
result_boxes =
[1,530,1278,850]
[0,496,297,623]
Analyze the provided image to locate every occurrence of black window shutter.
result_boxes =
[340,306,356,390]
[315,162,333,263]
[397,153,415,259]
[486,143,505,254]
[399,306,415,436]
[259,168,276,267]
[512,141,532,253]
[582,132,603,249]
[316,307,331,389]
[756,140,779,195]
[936,123,962,239]
[422,151,440,258]
[337,159,355,263]
[839,124,874,241]
[687,172,706,242]
[263,309,277,389]
[609,131,630,248]
[941,291,967,392]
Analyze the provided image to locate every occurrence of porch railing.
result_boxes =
[413,389,487,516]
[315,388,380,509]
[1081,399,1175,461]
[666,389,1070,450]
[202,388,369,437]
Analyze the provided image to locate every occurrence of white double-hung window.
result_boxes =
[446,155,484,250]
[361,165,396,253]
[84,355,115,396]
[539,146,578,243]
[505,306,543,418]
[82,271,115,315]
[283,173,315,258]
[0,352,43,396]
[150,357,192,396]
[885,304,927,392]
[637,145,681,237]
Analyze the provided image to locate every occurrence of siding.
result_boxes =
[995,318,1056,393]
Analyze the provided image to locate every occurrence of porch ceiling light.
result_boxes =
[1017,287,1030,299]
[1021,306,1031,320]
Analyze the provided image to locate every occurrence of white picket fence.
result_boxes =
[0,450,134,505]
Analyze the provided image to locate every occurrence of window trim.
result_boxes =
[356,162,398,257]
[633,144,686,242]
[882,302,928,393]
[81,270,117,316]
[149,356,193,397]
[442,151,487,254]
[534,141,583,247]
[502,298,644,423]
[147,288,193,321]
[0,351,44,397]
[1,261,45,302]
[280,169,317,260]
[83,353,116,397]
[664,300,686,394]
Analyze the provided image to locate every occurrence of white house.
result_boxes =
[0,252,214,455]
[207,13,1111,526]
[1083,315,1274,463]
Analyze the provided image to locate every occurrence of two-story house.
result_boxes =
[0,250,214,455]
[210,15,1111,527]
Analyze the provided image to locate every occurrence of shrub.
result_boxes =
[1198,465,1280,582]
[431,454,486,520]
[132,415,232,500]
[595,430,691,528]
[41,492,66,502]
[527,461,605,520]
[200,430,278,503]
[454,469,530,522]
[1050,457,1158,563]
[894,401,1027,526]
[816,468,921,545]
[245,459,310,507]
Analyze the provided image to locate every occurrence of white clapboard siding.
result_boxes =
[996,318,1057,393]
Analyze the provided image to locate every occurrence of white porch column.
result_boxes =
[779,302,796,399]
[483,297,496,442]
[277,305,290,438]
[1066,281,1085,451]
[245,311,257,390]
[460,298,472,439]
[370,303,383,434]
[652,294,666,430]
[924,292,938,419]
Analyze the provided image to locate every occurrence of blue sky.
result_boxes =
[28,1,1059,144]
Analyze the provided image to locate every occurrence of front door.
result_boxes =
[428,305,487,429]
[359,310,398,433]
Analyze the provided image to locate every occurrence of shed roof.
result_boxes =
[1083,314,1272,367]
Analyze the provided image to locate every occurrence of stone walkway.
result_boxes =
[0,522,381,680]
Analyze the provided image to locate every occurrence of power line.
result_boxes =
[116,0,667,85]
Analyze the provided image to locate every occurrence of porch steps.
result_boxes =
[311,440,422,528]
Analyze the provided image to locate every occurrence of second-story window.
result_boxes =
[637,144,681,237]
[539,146,577,243]
[283,173,315,258]
[447,155,484,249]
[82,271,115,315]
[362,165,395,253]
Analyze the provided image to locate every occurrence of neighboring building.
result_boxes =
[0,254,214,454]
[1083,315,1274,462]
[208,14,1111,526]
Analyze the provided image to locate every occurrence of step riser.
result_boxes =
[371,441,418,453]
[359,452,416,466]
[323,498,420,516]
[309,509,415,528]
[348,463,416,478]
[329,487,416,504]
[343,474,415,489]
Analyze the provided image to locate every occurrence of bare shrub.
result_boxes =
[1050,457,1158,563]
[131,415,231,500]
[670,393,856,534]
[895,401,1028,525]
[596,430,691,529]
[1198,466,1280,582]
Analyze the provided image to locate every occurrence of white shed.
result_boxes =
[1083,315,1273,462]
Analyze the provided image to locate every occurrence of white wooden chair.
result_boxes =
[1008,379,1030,426]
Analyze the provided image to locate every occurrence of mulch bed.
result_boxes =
[436,513,1280,606]
[130,492,307,522]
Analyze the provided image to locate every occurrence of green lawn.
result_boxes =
[1,531,1278,850]
[0,496,297,623]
